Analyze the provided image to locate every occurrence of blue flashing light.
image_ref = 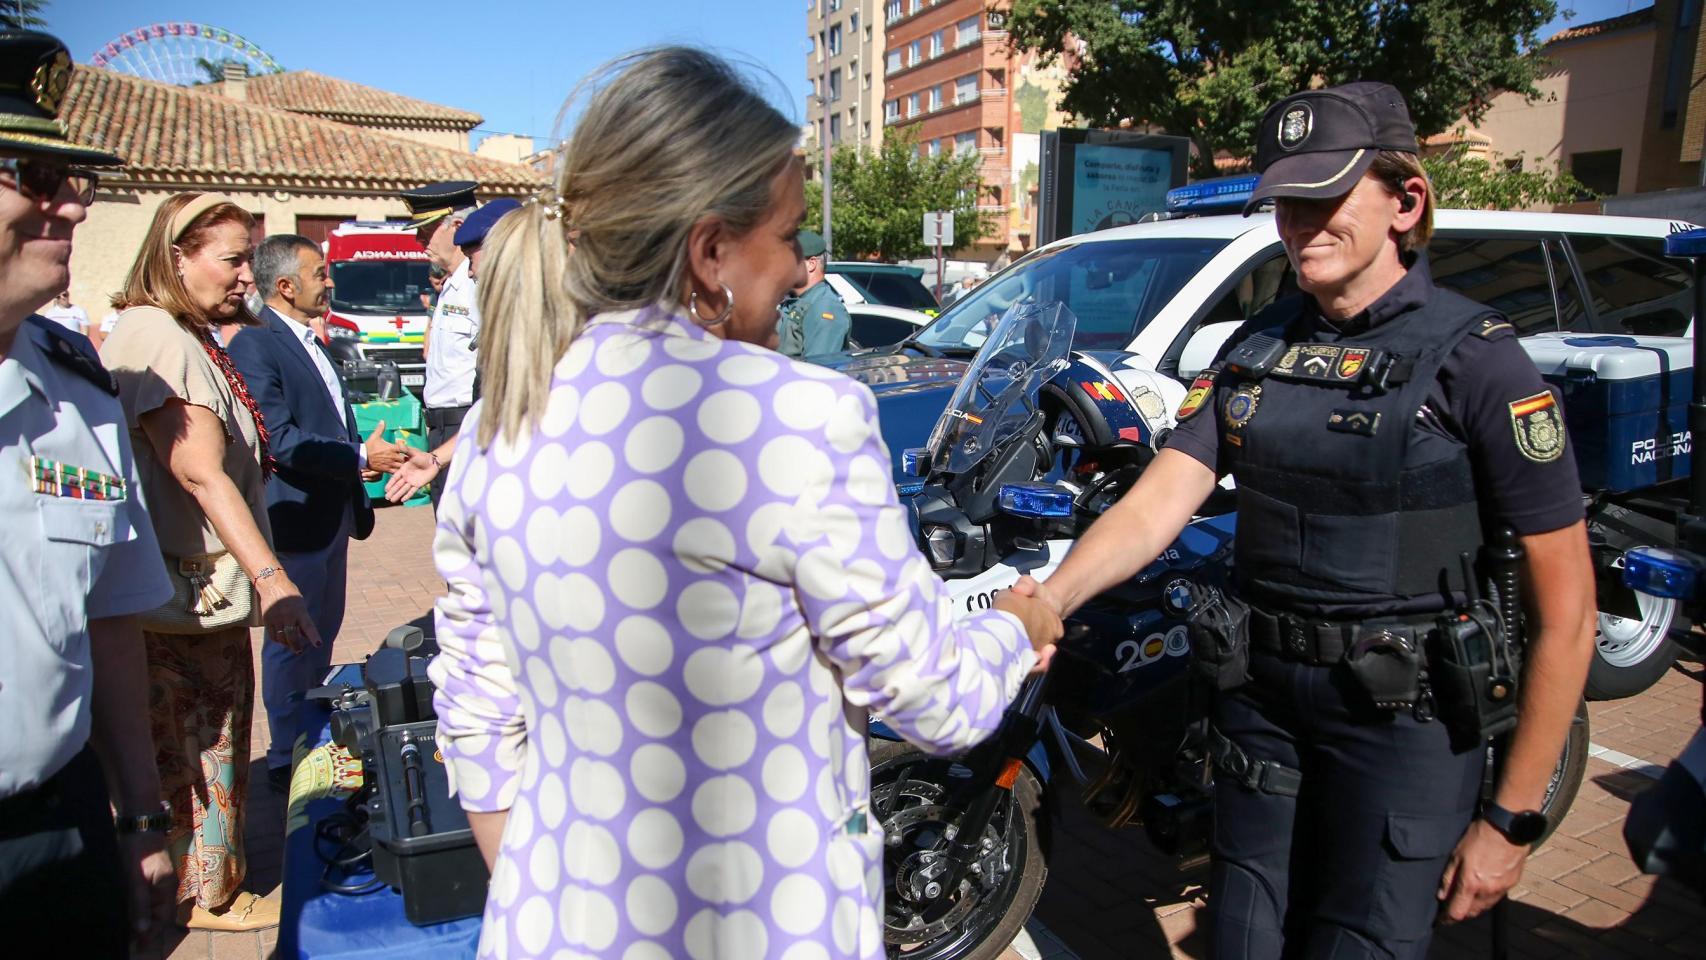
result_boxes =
[997,482,1073,519]
[1664,227,1706,257]
[1621,546,1706,601]
[900,447,930,478]
[1165,175,1262,214]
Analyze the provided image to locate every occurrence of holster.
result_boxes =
[1187,586,1252,691]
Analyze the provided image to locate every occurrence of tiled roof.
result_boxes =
[1547,7,1655,44]
[245,71,482,130]
[60,66,543,192]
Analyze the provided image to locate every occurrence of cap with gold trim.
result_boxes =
[1242,81,1417,216]
[400,180,478,231]
[0,30,123,166]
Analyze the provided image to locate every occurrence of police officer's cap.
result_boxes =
[1243,82,1418,216]
[401,180,479,231]
[0,31,123,166]
[454,197,521,248]
[797,230,826,259]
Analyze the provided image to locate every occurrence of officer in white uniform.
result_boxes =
[0,30,177,956]
[400,180,480,506]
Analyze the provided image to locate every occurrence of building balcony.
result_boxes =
[976,203,1008,213]
[979,146,1006,158]
[981,87,1007,101]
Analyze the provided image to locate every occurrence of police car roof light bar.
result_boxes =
[1165,175,1263,215]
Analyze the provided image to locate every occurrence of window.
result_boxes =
[955,132,977,156]
[927,139,941,157]
[1503,157,1523,173]
[884,99,900,122]
[862,120,870,139]
[828,68,842,102]
[849,313,922,349]
[1567,234,1693,336]
[1188,252,1299,360]
[864,71,872,90]
[885,0,902,24]
[850,12,858,34]
[911,0,923,12]
[1429,237,1559,335]
[931,30,945,57]
[1571,149,1622,198]
[829,113,842,144]
[908,40,921,65]
[907,92,920,116]
[829,0,840,11]
[929,86,942,111]
[886,50,902,74]
[818,31,827,61]
[957,15,980,47]
[955,73,978,104]
[828,24,842,56]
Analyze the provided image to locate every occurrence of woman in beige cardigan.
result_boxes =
[101,193,319,931]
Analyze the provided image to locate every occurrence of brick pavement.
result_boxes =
[147,504,1705,959]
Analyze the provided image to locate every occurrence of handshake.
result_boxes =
[359,420,410,482]
[996,575,1066,674]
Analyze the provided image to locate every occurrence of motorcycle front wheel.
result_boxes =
[870,739,1048,960]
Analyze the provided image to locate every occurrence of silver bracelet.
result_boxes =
[254,565,279,583]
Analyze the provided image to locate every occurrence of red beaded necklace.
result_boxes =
[196,328,278,477]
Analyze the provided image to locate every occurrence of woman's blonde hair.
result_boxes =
[475,47,800,446]
[1369,151,1435,254]
[112,192,257,329]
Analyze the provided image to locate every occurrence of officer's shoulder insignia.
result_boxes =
[1509,390,1565,463]
[25,315,118,396]
[1176,367,1218,421]
[1475,317,1515,339]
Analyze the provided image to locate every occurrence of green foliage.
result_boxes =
[1015,81,1049,134]
[1422,144,1594,210]
[1,0,48,29]
[1006,0,1559,176]
[805,131,991,260]
[196,57,259,83]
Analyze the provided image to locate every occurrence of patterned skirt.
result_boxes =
[144,625,254,910]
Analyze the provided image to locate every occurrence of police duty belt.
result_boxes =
[1263,338,1414,391]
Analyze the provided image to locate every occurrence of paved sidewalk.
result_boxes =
[150,505,1705,959]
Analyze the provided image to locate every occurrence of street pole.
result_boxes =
[819,54,833,262]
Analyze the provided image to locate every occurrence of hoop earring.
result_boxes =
[689,283,735,327]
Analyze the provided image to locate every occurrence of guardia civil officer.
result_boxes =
[777,229,850,358]
[0,30,177,956]
[1016,82,1597,957]
[402,179,480,506]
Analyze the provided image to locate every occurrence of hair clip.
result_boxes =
[527,188,570,224]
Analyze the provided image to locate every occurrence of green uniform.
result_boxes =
[778,279,850,359]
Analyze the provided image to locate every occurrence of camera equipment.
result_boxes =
[319,624,487,925]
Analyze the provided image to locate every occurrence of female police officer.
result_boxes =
[1015,82,1596,957]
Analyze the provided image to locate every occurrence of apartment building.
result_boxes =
[805,0,884,154]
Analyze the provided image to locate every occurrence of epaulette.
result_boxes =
[1473,316,1515,339]
[25,315,119,396]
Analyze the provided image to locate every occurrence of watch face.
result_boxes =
[1508,811,1548,845]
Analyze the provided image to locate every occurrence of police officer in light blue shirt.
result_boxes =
[0,30,178,957]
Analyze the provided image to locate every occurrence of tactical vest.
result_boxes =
[1219,289,1499,620]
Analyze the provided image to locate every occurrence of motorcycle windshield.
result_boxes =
[923,300,1077,477]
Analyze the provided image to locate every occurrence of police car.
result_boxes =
[827,175,1698,700]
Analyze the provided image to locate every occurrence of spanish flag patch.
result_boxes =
[1176,370,1217,421]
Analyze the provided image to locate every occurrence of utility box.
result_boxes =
[1520,333,1693,493]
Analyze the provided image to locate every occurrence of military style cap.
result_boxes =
[454,197,520,248]
[0,31,123,165]
[1243,81,1419,216]
[400,180,478,230]
[797,229,826,259]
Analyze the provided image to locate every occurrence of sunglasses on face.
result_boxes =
[0,157,98,206]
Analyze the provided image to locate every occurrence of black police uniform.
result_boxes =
[1165,255,1583,956]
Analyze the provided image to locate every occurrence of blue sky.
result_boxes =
[41,1,1651,153]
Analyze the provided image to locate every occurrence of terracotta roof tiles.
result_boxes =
[245,71,482,129]
[1547,7,1655,45]
[60,66,543,192]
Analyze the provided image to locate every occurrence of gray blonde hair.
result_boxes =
[1369,151,1435,254]
[475,48,801,446]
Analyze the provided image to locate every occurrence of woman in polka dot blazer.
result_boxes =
[425,49,1063,960]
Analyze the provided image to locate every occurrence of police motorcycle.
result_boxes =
[869,298,1592,960]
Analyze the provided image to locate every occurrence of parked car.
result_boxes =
[846,303,932,351]
[830,207,1699,700]
[825,260,941,314]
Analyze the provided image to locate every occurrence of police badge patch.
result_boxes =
[1278,103,1312,151]
[1225,382,1262,429]
[1509,391,1566,463]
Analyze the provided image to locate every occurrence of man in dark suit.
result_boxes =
[229,235,406,790]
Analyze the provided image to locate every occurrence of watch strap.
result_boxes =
[114,801,173,835]
[1482,800,1545,844]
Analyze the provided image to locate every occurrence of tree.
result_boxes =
[806,131,991,261]
[1422,141,1593,209]
[0,0,49,29]
[1007,1,1559,177]
[197,57,259,83]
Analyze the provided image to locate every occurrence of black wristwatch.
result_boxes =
[114,801,173,835]
[1482,801,1548,845]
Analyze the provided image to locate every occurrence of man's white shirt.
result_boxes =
[276,309,366,468]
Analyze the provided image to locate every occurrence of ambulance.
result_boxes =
[321,221,432,392]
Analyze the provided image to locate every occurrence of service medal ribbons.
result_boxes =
[30,455,126,500]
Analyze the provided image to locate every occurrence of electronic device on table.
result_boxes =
[315,625,487,925]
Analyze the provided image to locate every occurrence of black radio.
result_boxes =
[319,624,488,925]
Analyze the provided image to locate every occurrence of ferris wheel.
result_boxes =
[90,23,284,86]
